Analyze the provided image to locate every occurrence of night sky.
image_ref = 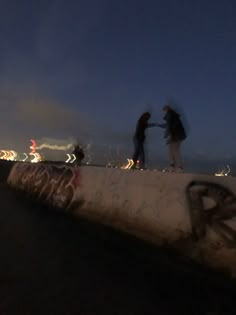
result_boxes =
[0,0,235,167]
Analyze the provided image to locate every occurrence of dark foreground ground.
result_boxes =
[0,184,236,315]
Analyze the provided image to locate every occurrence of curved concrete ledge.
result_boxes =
[0,161,15,183]
[7,162,236,277]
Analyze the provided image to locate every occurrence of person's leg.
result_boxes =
[132,139,140,167]
[168,143,175,168]
[173,141,183,171]
[139,142,145,169]
[163,143,175,172]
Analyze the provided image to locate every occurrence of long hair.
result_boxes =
[139,112,151,123]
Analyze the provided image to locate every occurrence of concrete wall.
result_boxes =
[0,161,15,183]
[7,162,236,277]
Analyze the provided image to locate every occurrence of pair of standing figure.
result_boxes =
[132,105,186,171]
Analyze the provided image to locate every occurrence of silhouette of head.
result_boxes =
[140,111,151,121]
[162,105,171,112]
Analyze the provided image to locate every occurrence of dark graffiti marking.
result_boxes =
[10,163,82,210]
[186,181,236,246]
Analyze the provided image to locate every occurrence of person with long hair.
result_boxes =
[158,105,187,172]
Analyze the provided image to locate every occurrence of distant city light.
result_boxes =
[36,143,73,151]
[121,158,134,169]
[214,165,231,176]
[65,153,76,163]
[30,152,42,163]
[23,153,28,162]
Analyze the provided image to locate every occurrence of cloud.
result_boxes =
[14,98,87,134]
[0,89,94,151]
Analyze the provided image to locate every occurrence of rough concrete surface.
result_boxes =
[0,183,236,314]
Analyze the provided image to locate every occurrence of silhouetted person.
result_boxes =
[72,144,84,166]
[132,112,157,169]
[158,105,186,172]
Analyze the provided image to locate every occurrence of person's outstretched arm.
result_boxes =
[147,123,159,128]
[157,123,167,128]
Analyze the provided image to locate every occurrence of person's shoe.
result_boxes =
[175,167,184,173]
[163,165,175,172]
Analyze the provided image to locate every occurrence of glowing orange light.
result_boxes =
[121,159,134,169]
[30,152,42,163]
[30,139,36,154]
[215,165,231,177]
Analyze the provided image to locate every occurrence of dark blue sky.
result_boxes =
[0,0,235,162]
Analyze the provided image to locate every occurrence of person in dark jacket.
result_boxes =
[72,144,85,166]
[132,111,157,169]
[158,105,186,172]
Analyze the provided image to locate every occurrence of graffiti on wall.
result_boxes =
[9,162,82,210]
[186,181,236,246]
